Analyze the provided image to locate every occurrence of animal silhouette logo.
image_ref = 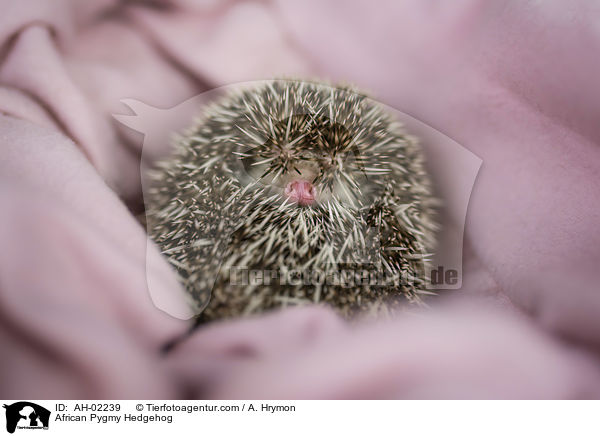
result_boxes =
[3,402,50,433]
[114,81,481,318]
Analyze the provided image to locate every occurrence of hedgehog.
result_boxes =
[145,79,438,322]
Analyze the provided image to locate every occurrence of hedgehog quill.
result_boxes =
[146,80,438,322]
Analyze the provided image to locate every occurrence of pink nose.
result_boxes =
[284,180,316,205]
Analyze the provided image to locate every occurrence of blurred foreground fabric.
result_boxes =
[1,0,599,398]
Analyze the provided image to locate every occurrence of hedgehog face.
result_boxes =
[236,111,380,209]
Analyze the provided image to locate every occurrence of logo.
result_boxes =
[115,80,481,318]
[3,402,50,434]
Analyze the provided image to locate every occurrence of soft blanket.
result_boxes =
[1,0,599,399]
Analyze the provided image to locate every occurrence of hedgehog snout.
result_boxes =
[284,180,316,206]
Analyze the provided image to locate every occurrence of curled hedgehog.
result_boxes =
[146,80,438,322]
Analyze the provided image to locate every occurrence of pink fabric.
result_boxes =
[1,0,599,399]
